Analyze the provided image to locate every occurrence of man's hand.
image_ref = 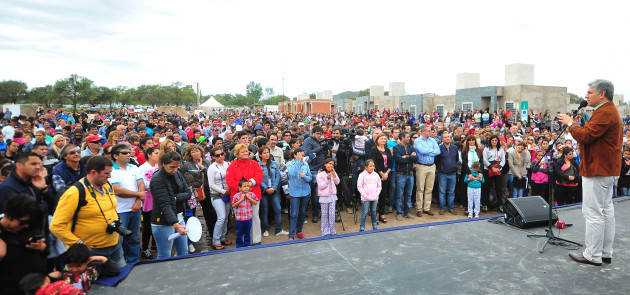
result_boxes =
[225,187,231,196]
[0,239,6,260]
[32,169,48,190]
[300,171,305,178]
[557,113,579,126]
[411,152,417,156]
[26,237,46,252]
[265,188,275,194]
[131,199,142,213]
[568,176,575,181]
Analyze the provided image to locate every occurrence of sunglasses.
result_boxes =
[68,150,81,155]
[119,151,132,155]
[213,152,225,157]
[90,141,101,144]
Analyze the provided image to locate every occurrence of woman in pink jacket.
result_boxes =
[357,160,382,231]
[317,158,340,236]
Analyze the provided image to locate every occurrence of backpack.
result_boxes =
[61,181,88,232]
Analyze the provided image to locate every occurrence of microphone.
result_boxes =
[572,100,588,116]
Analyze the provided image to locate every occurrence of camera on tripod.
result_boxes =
[339,128,356,150]
[319,137,335,153]
[107,219,133,237]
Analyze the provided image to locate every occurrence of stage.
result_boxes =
[93,197,630,294]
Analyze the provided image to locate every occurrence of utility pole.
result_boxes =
[196,82,201,107]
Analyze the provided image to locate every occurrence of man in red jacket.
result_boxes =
[559,79,622,266]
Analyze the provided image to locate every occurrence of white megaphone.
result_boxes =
[168,217,202,242]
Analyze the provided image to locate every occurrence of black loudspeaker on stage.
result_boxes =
[504,196,558,228]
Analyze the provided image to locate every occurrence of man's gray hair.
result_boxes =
[588,79,614,101]
[420,125,432,132]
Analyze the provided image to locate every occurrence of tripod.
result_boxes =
[527,122,582,252]
[335,204,346,231]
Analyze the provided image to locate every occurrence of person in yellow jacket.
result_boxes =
[50,156,126,267]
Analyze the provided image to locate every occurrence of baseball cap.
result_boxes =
[87,135,101,143]
[198,136,208,143]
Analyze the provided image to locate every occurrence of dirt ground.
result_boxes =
[154,106,188,117]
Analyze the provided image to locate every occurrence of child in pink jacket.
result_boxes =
[357,160,382,231]
[317,158,340,236]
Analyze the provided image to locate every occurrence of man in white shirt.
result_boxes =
[2,118,18,140]
[108,142,145,264]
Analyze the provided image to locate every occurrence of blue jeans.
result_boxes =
[289,196,309,239]
[621,187,630,196]
[235,219,253,247]
[91,244,125,267]
[118,211,141,263]
[261,190,282,234]
[211,198,231,245]
[360,200,378,231]
[510,175,527,198]
[438,173,457,211]
[388,172,397,209]
[310,173,320,216]
[151,220,188,260]
[396,174,414,214]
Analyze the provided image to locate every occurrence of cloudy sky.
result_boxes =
[1,0,628,101]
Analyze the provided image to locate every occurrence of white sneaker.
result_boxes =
[282,209,289,214]
[188,244,195,253]
[474,214,479,218]
[468,214,473,219]
[276,230,289,236]
[263,230,269,237]
[304,220,308,224]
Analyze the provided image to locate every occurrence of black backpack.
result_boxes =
[59,181,88,233]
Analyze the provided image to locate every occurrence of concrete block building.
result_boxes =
[319,64,572,117]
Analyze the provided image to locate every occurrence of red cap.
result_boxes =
[86,135,101,143]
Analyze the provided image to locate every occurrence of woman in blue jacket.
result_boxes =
[258,146,288,237]
[285,148,312,241]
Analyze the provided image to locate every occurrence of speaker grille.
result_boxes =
[504,196,558,228]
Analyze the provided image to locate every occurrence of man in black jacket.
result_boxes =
[392,132,418,221]
[435,131,459,215]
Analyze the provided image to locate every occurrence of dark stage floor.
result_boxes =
[93,197,630,294]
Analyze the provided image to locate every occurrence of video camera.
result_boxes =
[339,128,356,150]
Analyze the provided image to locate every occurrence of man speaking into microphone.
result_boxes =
[558,79,622,266]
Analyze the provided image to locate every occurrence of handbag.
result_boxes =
[193,170,207,201]
[512,176,527,188]
[488,150,501,176]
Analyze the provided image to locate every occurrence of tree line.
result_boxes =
[0,76,291,111]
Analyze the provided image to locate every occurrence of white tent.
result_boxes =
[200,96,224,110]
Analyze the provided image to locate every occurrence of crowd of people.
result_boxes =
[1,92,628,293]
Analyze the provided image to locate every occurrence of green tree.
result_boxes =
[569,93,583,104]
[309,93,316,99]
[0,80,28,103]
[246,81,263,102]
[92,86,118,107]
[263,95,290,105]
[54,74,95,111]
[358,88,370,97]
[174,84,197,108]
[116,86,133,108]
[28,85,56,107]
[264,87,274,99]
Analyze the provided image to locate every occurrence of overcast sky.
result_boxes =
[1,0,628,101]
